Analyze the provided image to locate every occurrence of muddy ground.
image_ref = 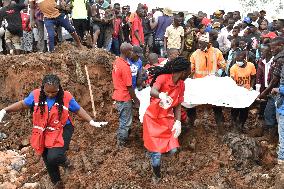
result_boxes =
[0,43,281,189]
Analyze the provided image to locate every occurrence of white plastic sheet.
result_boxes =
[136,75,259,123]
[182,75,259,108]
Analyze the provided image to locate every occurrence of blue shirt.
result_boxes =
[155,16,173,39]
[128,58,142,89]
[24,91,81,125]
[277,85,284,115]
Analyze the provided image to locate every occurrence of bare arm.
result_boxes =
[75,107,93,122]
[180,36,184,53]
[91,5,102,22]
[173,104,181,121]
[250,75,256,88]
[127,86,139,107]
[150,18,157,30]
[150,86,160,98]
[136,69,143,89]
[134,30,142,45]
[164,37,168,51]
[4,100,30,113]
[29,1,35,26]
[259,76,280,99]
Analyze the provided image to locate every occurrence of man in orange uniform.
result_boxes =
[187,33,227,133]
[230,51,256,132]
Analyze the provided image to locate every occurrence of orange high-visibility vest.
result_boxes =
[190,47,226,78]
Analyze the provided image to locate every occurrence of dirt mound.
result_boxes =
[0,44,279,188]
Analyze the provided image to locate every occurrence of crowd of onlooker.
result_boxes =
[0,0,282,56]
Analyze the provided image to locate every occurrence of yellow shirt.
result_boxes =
[72,0,88,19]
[164,25,184,49]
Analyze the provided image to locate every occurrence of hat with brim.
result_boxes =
[163,7,173,16]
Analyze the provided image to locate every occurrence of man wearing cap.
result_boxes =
[239,17,251,37]
[152,7,173,57]
[128,46,144,89]
[164,14,184,54]
[187,33,226,133]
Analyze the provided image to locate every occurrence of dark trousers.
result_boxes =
[187,106,224,126]
[72,19,89,40]
[231,108,249,126]
[42,124,74,184]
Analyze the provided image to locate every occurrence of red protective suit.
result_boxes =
[143,74,185,153]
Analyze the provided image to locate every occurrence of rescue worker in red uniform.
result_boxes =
[143,57,190,183]
[0,74,107,188]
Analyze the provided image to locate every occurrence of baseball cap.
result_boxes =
[133,46,143,57]
[243,17,251,24]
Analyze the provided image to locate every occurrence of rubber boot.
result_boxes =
[152,165,161,184]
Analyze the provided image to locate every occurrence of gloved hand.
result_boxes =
[171,120,181,138]
[89,120,108,127]
[0,109,6,122]
[159,92,173,109]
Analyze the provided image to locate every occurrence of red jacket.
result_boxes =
[30,89,73,155]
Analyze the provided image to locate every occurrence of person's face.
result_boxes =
[275,20,283,30]
[260,47,271,58]
[137,8,145,17]
[44,84,59,99]
[131,53,140,61]
[98,0,104,5]
[260,12,266,18]
[228,19,235,29]
[239,41,247,49]
[125,47,133,59]
[180,68,191,81]
[232,28,239,36]
[260,21,268,30]
[270,42,283,56]
[249,26,257,33]
[235,54,246,62]
[199,26,206,33]
[168,50,179,61]
[114,5,120,14]
[231,40,237,49]
[198,41,209,51]
[251,13,259,21]
[174,16,182,26]
[233,12,239,20]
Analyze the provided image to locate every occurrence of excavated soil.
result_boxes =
[0,43,280,189]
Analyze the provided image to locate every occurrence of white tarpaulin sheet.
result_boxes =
[136,75,259,123]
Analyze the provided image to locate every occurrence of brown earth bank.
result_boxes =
[0,43,281,189]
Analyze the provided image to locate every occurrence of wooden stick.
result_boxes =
[85,65,97,118]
